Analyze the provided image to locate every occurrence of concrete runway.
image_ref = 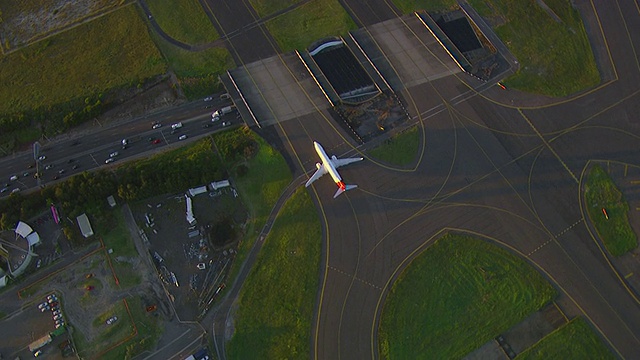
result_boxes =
[222,0,640,358]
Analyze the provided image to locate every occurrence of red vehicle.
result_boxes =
[85,285,94,291]
[152,139,161,144]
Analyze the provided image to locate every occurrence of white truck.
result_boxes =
[211,106,234,121]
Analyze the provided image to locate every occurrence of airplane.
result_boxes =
[305,141,363,198]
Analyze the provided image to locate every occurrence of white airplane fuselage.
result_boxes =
[314,141,343,187]
[306,141,363,198]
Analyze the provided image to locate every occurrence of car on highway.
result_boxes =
[222,121,231,127]
[23,172,29,177]
[202,123,211,128]
[11,188,20,194]
[38,155,46,161]
[204,96,213,102]
[171,122,183,130]
[178,134,188,140]
[105,158,115,164]
[10,175,18,181]
[58,169,65,174]
[109,151,119,158]
[45,164,53,170]
[106,316,118,325]
[152,139,162,144]
[72,164,79,170]
[0,187,8,193]
[152,123,162,129]
[53,175,60,180]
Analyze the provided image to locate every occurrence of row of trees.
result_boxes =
[0,136,228,229]
[0,95,105,152]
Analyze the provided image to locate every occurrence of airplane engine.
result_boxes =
[316,162,322,169]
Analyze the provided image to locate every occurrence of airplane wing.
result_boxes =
[331,156,363,169]
[305,164,328,187]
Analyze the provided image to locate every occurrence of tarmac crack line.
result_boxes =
[518,109,579,184]
[328,266,382,290]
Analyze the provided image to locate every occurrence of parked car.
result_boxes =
[47,294,57,301]
[106,316,118,325]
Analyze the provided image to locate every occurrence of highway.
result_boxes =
[0,96,237,197]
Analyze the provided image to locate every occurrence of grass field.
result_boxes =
[146,0,219,44]
[368,126,420,166]
[227,186,321,359]
[265,0,358,52]
[468,0,599,97]
[250,0,302,17]
[0,4,166,144]
[584,164,637,256]
[391,0,457,13]
[98,210,138,258]
[101,297,163,360]
[75,300,131,358]
[215,129,293,288]
[515,317,614,359]
[379,233,556,359]
[97,210,142,289]
[151,33,234,98]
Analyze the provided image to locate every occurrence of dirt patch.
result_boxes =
[0,0,122,51]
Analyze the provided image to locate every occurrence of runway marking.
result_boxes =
[518,109,578,184]
[328,266,382,290]
[555,218,584,238]
[527,219,583,256]
[527,238,554,257]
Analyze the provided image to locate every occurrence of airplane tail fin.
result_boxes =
[333,184,358,198]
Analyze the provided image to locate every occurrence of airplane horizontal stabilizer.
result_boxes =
[333,184,358,198]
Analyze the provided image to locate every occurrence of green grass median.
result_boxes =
[265,0,357,52]
[469,0,599,97]
[227,186,321,359]
[368,126,420,166]
[515,317,614,359]
[214,128,293,294]
[146,0,219,45]
[379,233,556,359]
[584,164,637,256]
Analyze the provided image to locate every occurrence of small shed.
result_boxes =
[76,213,94,238]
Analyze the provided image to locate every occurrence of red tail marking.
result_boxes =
[337,181,346,190]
